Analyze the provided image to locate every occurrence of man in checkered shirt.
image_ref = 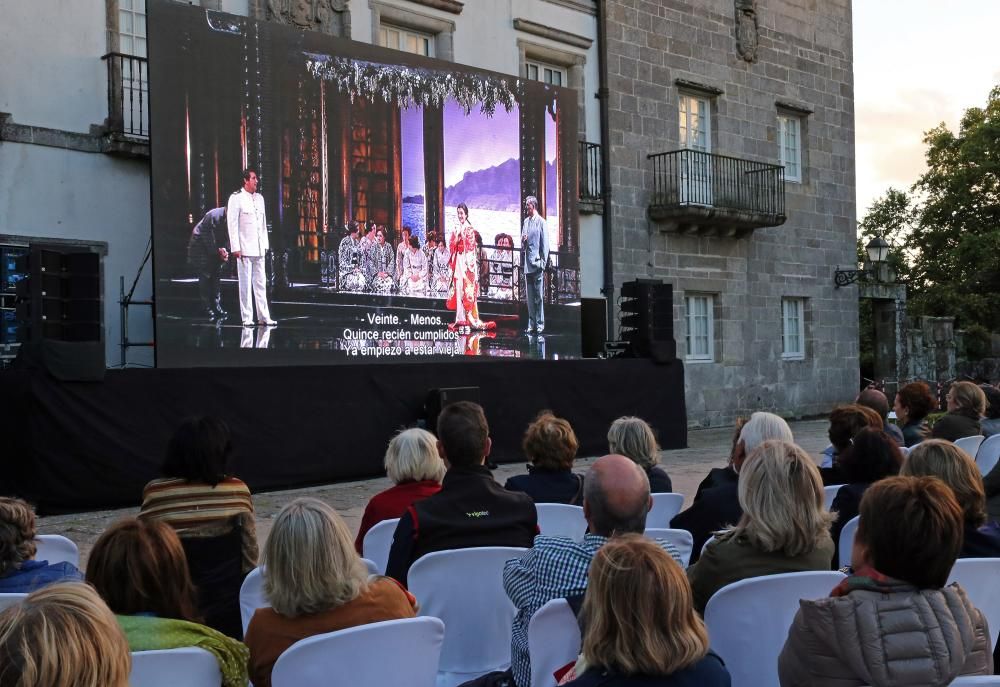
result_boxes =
[503,454,684,687]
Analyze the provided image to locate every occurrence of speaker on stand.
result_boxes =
[618,279,676,363]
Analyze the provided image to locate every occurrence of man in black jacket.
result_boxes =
[386,401,537,586]
[188,207,230,320]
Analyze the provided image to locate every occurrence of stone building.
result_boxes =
[604,0,858,425]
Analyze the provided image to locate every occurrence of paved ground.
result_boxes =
[36,419,829,567]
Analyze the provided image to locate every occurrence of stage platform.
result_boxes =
[0,357,686,512]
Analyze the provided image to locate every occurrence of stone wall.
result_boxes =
[605,0,858,426]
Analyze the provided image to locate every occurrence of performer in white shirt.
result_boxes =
[226,168,276,327]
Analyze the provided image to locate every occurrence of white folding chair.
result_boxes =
[643,528,694,568]
[272,617,444,687]
[838,515,860,569]
[407,546,528,687]
[129,647,221,687]
[948,558,1000,647]
[647,492,685,529]
[34,534,80,568]
[955,435,986,459]
[976,434,1000,476]
[362,557,378,575]
[950,677,1000,685]
[362,518,399,575]
[535,504,587,541]
[704,570,846,687]
[239,566,267,636]
[824,484,845,511]
[528,598,581,687]
[0,593,27,612]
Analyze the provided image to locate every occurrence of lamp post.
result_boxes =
[834,237,891,288]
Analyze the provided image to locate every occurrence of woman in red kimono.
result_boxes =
[446,203,494,331]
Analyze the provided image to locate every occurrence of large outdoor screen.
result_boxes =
[149,0,581,367]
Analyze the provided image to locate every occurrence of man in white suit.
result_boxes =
[227,168,276,327]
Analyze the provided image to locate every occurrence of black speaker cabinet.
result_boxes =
[424,386,482,434]
[580,297,608,358]
[15,247,102,344]
[619,279,675,362]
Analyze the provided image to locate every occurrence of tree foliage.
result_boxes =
[860,86,1000,331]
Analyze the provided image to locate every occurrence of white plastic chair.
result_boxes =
[948,558,1000,647]
[34,534,80,568]
[643,528,694,568]
[824,484,845,511]
[271,616,444,687]
[0,593,27,612]
[955,435,986,459]
[647,492,685,529]
[239,566,267,636]
[407,546,527,687]
[362,518,400,575]
[535,504,587,541]
[838,515,860,568]
[976,434,1000,476]
[704,570,846,687]
[129,647,221,687]
[528,598,581,687]
[362,558,378,575]
[950,677,1000,685]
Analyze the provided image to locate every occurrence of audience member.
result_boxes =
[505,411,583,505]
[86,518,249,687]
[354,428,445,552]
[139,416,258,574]
[245,498,416,687]
[856,387,905,446]
[893,381,937,447]
[0,583,131,687]
[672,412,793,564]
[504,454,682,687]
[692,418,746,499]
[778,476,992,686]
[820,404,882,483]
[931,381,986,442]
[980,384,1000,438]
[0,497,82,593]
[385,402,537,586]
[560,536,730,687]
[607,417,672,492]
[829,428,903,566]
[902,439,1000,557]
[687,440,835,614]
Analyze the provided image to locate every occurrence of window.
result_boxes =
[679,95,711,153]
[525,60,566,86]
[118,0,147,57]
[778,114,802,182]
[379,24,434,57]
[782,298,806,359]
[685,294,714,362]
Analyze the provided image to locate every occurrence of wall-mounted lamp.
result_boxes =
[834,237,890,288]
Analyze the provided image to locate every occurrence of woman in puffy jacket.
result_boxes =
[779,475,993,687]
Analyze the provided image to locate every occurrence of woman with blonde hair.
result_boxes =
[560,535,729,686]
[931,381,986,442]
[608,416,672,493]
[687,440,835,613]
[354,428,445,552]
[245,498,416,687]
[0,583,131,687]
[0,497,83,593]
[505,411,583,504]
[902,439,1000,557]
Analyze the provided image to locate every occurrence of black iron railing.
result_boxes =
[647,149,785,218]
[579,141,603,202]
[102,52,149,139]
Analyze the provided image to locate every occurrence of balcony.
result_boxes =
[578,141,603,214]
[100,52,150,157]
[647,149,786,237]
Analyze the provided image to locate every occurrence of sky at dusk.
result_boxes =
[853,0,1000,217]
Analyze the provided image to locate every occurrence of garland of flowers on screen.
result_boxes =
[304,53,517,116]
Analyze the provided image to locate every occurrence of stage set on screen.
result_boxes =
[150,1,581,367]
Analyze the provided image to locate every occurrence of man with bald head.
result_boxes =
[503,454,683,687]
[857,387,905,446]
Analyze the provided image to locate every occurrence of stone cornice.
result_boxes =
[0,113,150,158]
[405,0,464,14]
[776,99,814,115]
[674,78,725,97]
[512,18,593,50]
[538,0,597,16]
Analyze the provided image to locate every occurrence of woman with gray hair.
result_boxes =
[687,440,835,614]
[608,416,672,493]
[245,498,416,687]
[354,428,445,552]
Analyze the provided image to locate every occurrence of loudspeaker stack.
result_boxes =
[619,279,676,362]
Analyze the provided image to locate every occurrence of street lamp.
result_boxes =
[834,236,891,288]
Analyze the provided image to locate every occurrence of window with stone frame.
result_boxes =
[685,293,715,362]
[777,114,802,183]
[379,23,434,57]
[524,59,566,87]
[370,2,455,62]
[781,297,806,359]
